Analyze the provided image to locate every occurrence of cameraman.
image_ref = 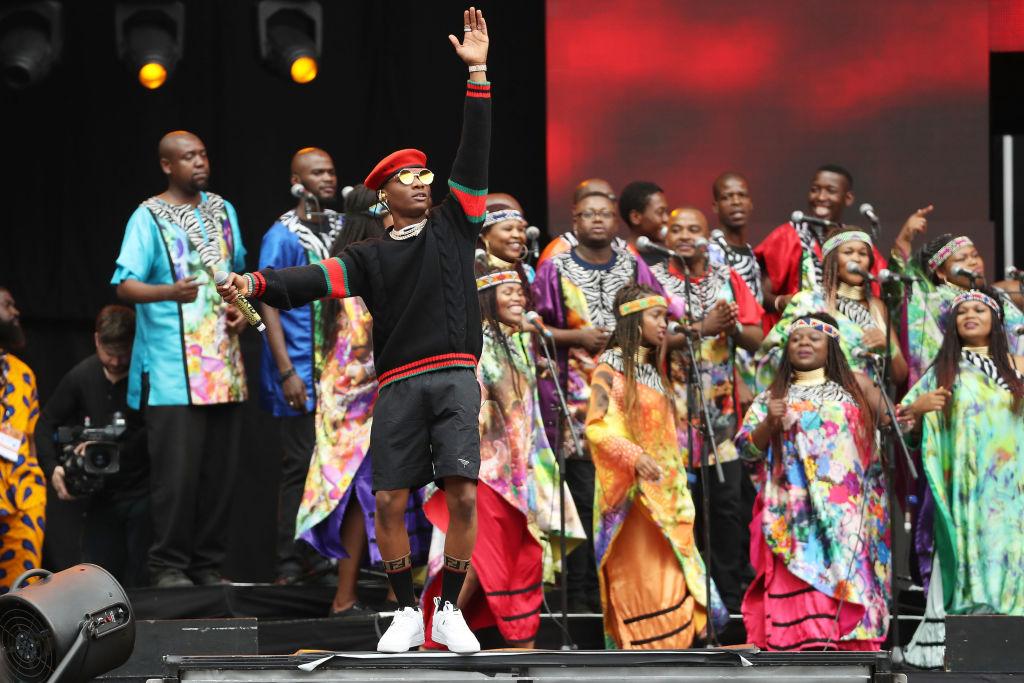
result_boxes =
[36,305,151,587]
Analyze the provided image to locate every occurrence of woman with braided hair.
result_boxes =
[756,227,906,390]
[900,287,1024,669]
[737,312,890,651]
[586,284,725,649]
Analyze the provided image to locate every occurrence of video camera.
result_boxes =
[56,413,126,496]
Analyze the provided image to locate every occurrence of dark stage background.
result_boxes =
[0,0,546,581]
[545,0,992,259]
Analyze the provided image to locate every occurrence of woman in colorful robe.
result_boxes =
[586,284,726,649]
[756,228,906,391]
[294,187,430,615]
[737,313,890,651]
[900,288,1024,669]
[422,268,585,648]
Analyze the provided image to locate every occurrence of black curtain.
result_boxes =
[1,0,546,581]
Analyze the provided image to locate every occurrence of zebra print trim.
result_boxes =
[711,234,763,301]
[962,350,1014,391]
[835,295,878,331]
[793,220,825,290]
[279,209,342,261]
[787,379,853,403]
[144,193,229,269]
[651,261,730,319]
[552,247,638,329]
[599,348,665,393]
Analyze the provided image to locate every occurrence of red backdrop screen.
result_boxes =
[546,1,990,252]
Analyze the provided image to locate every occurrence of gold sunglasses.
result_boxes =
[394,168,434,186]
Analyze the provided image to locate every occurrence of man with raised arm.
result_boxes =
[217,7,490,655]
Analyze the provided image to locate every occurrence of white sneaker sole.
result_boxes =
[377,633,425,653]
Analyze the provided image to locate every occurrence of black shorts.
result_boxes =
[369,367,481,491]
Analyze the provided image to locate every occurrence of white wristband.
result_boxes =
[468,64,487,73]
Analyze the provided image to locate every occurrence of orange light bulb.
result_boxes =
[139,62,167,90]
[290,56,317,84]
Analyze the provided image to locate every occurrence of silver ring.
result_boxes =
[463,25,472,32]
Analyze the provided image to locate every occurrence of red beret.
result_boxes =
[364,148,428,191]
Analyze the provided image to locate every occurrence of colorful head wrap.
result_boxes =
[483,209,526,230]
[822,230,872,257]
[952,289,1001,316]
[476,270,521,291]
[788,316,840,339]
[927,236,973,272]
[618,295,667,317]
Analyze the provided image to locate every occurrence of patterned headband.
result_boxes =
[952,289,1000,316]
[483,209,526,229]
[618,295,668,317]
[822,230,872,258]
[476,270,521,291]
[788,317,840,339]
[927,236,973,272]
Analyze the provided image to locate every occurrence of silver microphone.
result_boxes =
[791,210,837,228]
[1012,324,1024,336]
[1006,266,1024,282]
[845,261,877,282]
[876,268,918,284]
[475,248,490,269]
[667,321,688,336]
[952,266,981,283]
[290,183,310,199]
[524,311,553,338]
[852,347,884,364]
[859,203,879,224]
[636,236,675,258]
[525,225,541,260]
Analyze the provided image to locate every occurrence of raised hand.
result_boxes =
[448,7,489,66]
[895,204,934,258]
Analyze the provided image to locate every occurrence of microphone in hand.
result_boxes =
[214,271,266,333]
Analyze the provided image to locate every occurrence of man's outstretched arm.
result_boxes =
[446,7,491,227]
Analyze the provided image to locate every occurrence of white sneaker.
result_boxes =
[376,606,425,653]
[431,597,480,654]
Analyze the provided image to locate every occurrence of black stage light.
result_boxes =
[0,564,135,683]
[0,1,62,90]
[115,1,184,90]
[257,0,322,84]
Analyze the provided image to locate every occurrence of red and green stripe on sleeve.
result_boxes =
[317,256,351,298]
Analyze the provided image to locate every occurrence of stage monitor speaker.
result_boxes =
[945,615,1024,672]
[0,564,135,683]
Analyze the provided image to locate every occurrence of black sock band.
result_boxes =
[383,554,417,608]
[441,554,470,607]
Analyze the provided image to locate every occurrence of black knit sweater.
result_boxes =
[250,80,491,388]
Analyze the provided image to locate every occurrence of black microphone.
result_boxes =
[852,347,884,364]
[791,210,838,229]
[952,266,981,284]
[1006,266,1024,282]
[667,321,688,336]
[524,311,553,338]
[214,271,266,333]
[876,268,918,284]
[845,261,877,282]
[636,236,675,258]
[525,225,541,260]
[859,203,879,225]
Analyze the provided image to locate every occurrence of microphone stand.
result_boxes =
[862,346,918,657]
[534,332,579,651]
[677,254,725,647]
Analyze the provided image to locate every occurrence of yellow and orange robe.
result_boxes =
[0,352,46,594]
[586,348,726,649]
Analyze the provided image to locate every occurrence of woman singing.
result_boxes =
[737,313,890,651]
[586,284,725,649]
[900,287,1024,668]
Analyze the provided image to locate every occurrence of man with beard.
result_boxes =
[0,287,46,594]
[258,147,342,584]
[112,130,248,588]
[36,305,151,587]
